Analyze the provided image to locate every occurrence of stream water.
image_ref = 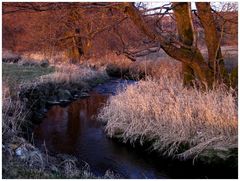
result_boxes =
[33,79,236,179]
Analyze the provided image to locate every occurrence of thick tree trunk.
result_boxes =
[172,2,195,86]
[196,2,228,84]
[122,2,214,88]
[182,64,195,86]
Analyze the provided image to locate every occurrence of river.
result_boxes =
[33,79,236,179]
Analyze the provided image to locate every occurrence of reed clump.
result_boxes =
[98,62,237,159]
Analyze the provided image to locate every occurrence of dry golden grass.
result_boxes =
[2,84,28,138]
[21,51,67,64]
[86,53,133,69]
[98,62,238,160]
[3,63,107,138]
[2,61,116,179]
[87,52,181,81]
[38,63,107,85]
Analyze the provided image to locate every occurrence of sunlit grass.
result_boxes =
[98,62,238,160]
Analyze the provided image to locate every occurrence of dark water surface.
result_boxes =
[33,79,236,179]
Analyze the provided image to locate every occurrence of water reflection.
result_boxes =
[34,92,170,178]
[34,93,107,154]
[33,81,237,179]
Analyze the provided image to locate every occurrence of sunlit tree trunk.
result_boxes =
[124,3,228,88]
[64,29,84,64]
[172,2,195,86]
[196,2,228,84]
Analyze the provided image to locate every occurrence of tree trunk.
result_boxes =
[196,2,228,84]
[122,2,214,88]
[82,37,92,60]
[172,2,195,87]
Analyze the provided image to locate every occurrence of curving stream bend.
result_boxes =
[33,79,235,179]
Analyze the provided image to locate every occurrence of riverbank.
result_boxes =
[2,63,114,179]
[2,55,238,178]
[32,78,237,178]
[98,66,238,172]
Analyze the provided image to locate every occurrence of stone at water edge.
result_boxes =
[47,96,60,105]
[57,89,73,102]
[80,92,90,98]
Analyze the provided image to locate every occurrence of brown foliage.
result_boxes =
[2,2,238,86]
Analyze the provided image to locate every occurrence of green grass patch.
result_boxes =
[3,63,55,97]
[3,63,55,85]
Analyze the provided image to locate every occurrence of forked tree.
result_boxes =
[121,2,231,88]
[3,2,237,88]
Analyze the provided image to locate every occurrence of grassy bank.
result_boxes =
[3,63,55,83]
[98,63,238,163]
[3,63,54,95]
[3,63,55,137]
[2,62,111,178]
[2,45,238,177]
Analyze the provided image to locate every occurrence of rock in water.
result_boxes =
[80,92,90,98]
[57,89,73,102]
[47,96,60,105]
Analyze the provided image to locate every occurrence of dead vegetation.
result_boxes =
[2,1,238,178]
[2,61,114,179]
[98,61,238,160]
[39,63,107,85]
[2,84,28,140]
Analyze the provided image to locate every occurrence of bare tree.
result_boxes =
[2,2,237,87]
[119,2,237,88]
